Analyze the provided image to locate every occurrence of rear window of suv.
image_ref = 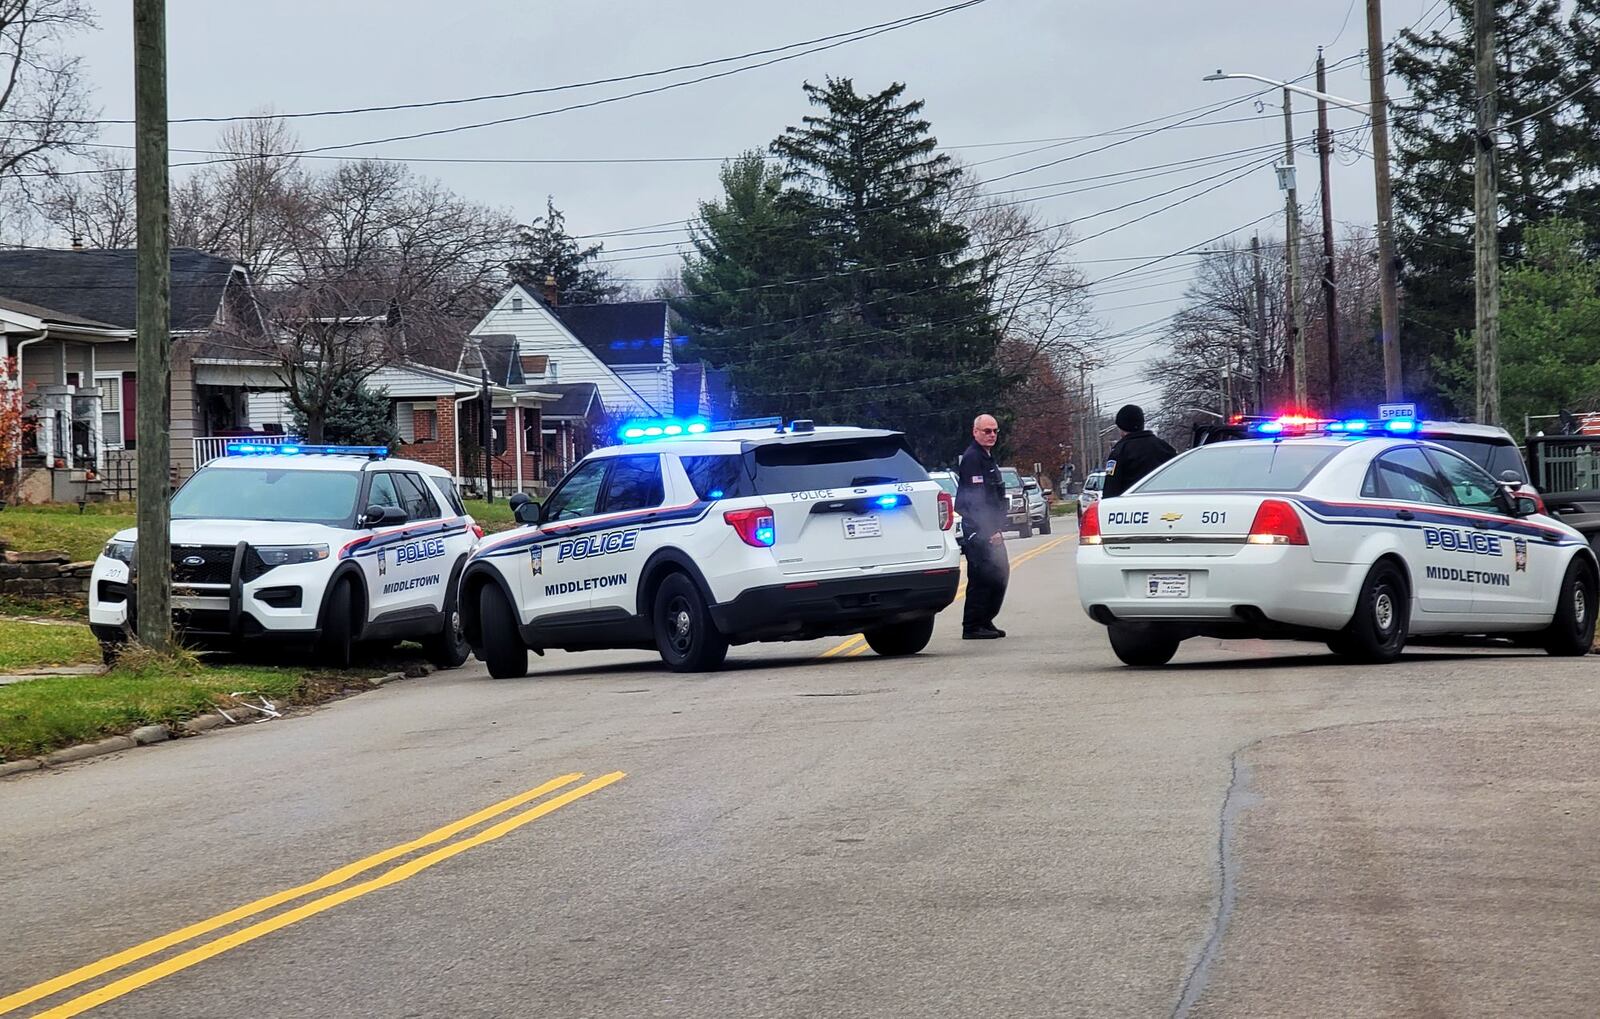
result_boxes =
[749,436,928,495]
[1427,437,1528,483]
[1136,443,1340,493]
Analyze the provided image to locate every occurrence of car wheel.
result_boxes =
[863,616,935,657]
[423,594,472,670]
[1107,623,1180,666]
[1018,519,1032,539]
[1039,513,1052,535]
[318,579,356,669]
[1542,557,1597,656]
[1336,561,1409,663]
[477,584,529,679]
[653,572,729,673]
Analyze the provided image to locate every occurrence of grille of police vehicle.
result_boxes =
[460,418,961,676]
[88,444,482,669]
[1076,415,1598,667]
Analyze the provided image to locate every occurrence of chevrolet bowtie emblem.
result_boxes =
[1160,512,1183,522]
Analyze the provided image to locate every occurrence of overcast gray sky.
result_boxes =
[70,0,1449,417]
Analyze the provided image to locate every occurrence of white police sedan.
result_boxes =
[1076,421,1598,666]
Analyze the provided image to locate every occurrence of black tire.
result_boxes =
[652,572,728,672]
[318,579,356,669]
[1018,519,1033,539]
[1039,513,1052,535]
[1325,632,1358,657]
[477,584,529,679]
[1542,556,1597,656]
[1107,623,1181,666]
[863,616,936,657]
[423,600,471,670]
[1336,561,1409,663]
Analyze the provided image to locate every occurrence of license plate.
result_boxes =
[1146,572,1189,598]
[843,515,882,539]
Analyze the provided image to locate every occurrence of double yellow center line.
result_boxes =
[819,535,1071,658]
[3,771,625,1018]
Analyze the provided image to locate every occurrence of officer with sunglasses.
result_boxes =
[955,414,1009,639]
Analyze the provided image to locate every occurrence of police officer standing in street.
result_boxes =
[955,413,1009,639]
[1101,404,1177,498]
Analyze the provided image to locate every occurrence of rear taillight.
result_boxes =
[1078,503,1101,545]
[724,507,776,548]
[1247,499,1308,545]
[937,491,954,531]
[471,524,485,539]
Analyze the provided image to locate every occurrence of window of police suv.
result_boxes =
[172,468,362,526]
[1428,437,1528,483]
[748,436,928,494]
[1135,443,1340,493]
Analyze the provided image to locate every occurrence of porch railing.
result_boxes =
[193,434,300,468]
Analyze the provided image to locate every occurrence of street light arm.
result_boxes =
[1202,70,1373,114]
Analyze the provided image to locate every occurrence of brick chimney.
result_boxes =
[70,235,84,251]
[542,273,559,307]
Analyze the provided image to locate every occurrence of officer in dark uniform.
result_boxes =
[1101,404,1177,498]
[955,413,1009,639]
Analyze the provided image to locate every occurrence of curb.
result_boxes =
[1,667,427,780]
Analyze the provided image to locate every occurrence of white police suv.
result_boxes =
[1077,415,1598,666]
[89,443,481,668]
[459,418,961,676]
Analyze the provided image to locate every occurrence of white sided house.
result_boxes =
[465,284,679,419]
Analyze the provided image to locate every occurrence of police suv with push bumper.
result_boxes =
[458,417,961,676]
[88,443,482,667]
[1076,415,1599,666]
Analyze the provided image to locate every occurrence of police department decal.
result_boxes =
[1514,538,1528,572]
[529,545,543,576]
[1105,459,1117,475]
[378,548,387,576]
[557,529,639,562]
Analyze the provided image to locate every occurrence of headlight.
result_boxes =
[104,539,135,563]
[255,544,330,566]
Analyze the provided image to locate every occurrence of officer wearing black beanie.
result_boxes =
[1101,404,1176,499]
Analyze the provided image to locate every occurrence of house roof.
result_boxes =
[0,295,128,333]
[468,334,524,387]
[550,301,669,366]
[672,362,705,418]
[538,382,601,419]
[0,247,242,333]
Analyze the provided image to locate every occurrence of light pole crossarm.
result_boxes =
[1202,71,1374,114]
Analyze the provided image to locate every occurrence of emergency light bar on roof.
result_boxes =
[1244,414,1417,437]
[224,442,389,459]
[617,416,787,442]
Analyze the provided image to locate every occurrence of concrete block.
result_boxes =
[9,550,69,564]
[0,759,42,778]
[181,713,225,733]
[130,724,170,745]
[43,735,136,765]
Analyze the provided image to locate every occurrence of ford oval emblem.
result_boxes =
[181,555,205,567]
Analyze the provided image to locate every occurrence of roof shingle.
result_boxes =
[550,301,669,366]
[0,247,240,332]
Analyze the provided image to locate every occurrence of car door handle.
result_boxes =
[1395,509,1415,521]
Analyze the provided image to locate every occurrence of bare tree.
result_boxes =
[0,0,97,222]
[36,148,134,246]
[172,116,311,281]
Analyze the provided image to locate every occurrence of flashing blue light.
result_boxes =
[620,416,782,442]
[1344,419,1369,432]
[1257,421,1285,434]
[874,495,900,510]
[1326,422,1346,432]
[663,424,683,436]
[754,526,776,546]
[622,427,646,439]
[1384,418,1417,434]
[225,442,384,459]
[687,422,708,434]
[707,488,725,499]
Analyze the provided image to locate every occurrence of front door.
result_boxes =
[1367,446,1473,619]
[586,454,665,620]
[1426,447,1540,618]
[529,457,611,624]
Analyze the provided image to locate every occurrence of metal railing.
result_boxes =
[193,434,299,468]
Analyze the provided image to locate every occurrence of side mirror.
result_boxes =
[1514,495,1541,518]
[509,492,541,526]
[365,505,404,527]
[1500,470,1522,483]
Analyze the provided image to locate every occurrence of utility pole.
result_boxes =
[1367,0,1403,400]
[1251,235,1268,413]
[1281,88,1308,408]
[1473,0,1500,424]
[133,0,171,650]
[1316,48,1340,409]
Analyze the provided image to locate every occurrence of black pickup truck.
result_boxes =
[1526,434,1600,554]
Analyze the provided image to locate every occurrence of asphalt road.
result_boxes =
[4,530,1599,1018]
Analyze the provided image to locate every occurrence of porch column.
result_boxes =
[513,406,524,494]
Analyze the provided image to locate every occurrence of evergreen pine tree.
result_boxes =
[507,196,620,305]
[1391,0,1582,412]
[289,375,401,446]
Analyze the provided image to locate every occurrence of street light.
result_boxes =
[1204,67,1403,403]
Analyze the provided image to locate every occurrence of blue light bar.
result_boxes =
[874,494,900,510]
[1384,418,1417,434]
[1257,421,1285,434]
[225,442,386,459]
[711,416,784,432]
[618,416,784,443]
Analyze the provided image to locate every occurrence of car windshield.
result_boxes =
[1000,468,1021,489]
[171,467,362,525]
[1135,443,1340,493]
[1428,437,1528,483]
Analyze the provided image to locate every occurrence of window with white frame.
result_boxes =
[96,373,123,449]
